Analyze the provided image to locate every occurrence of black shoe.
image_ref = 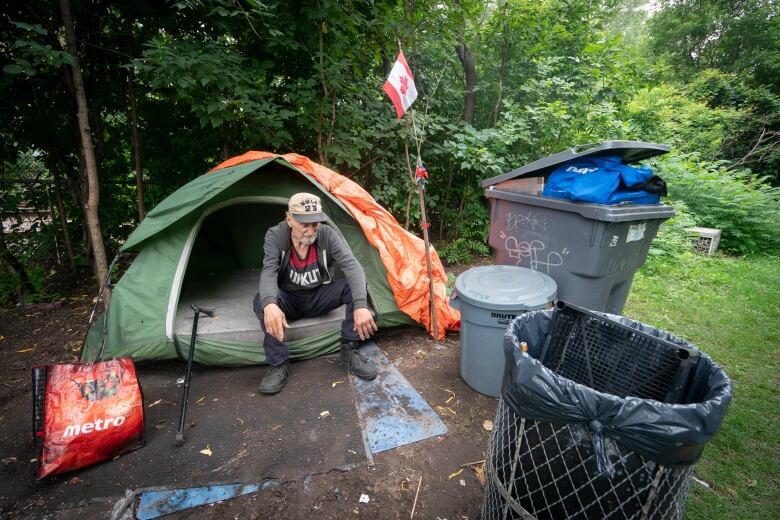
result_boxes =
[259,361,290,394]
[339,340,377,380]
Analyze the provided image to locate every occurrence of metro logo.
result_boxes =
[63,416,126,437]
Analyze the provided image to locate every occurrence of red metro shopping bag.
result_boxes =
[36,357,144,479]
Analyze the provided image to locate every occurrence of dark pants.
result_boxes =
[252,279,359,366]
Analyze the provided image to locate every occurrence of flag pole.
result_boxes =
[408,107,439,340]
[388,43,439,340]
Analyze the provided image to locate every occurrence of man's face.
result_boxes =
[288,216,320,246]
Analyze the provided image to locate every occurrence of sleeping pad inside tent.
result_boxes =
[82,153,459,366]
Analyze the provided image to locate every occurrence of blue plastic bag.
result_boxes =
[542,155,659,205]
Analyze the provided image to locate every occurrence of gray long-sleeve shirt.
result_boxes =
[258,220,368,310]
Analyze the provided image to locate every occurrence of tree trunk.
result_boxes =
[59,0,108,289]
[127,73,146,222]
[0,222,34,304]
[126,4,146,222]
[490,16,509,127]
[44,187,62,265]
[51,166,76,268]
[438,166,455,240]
[380,43,392,77]
[29,80,77,268]
[456,36,477,125]
[317,19,330,166]
[403,130,416,230]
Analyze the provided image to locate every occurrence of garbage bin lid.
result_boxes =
[454,265,557,311]
[481,140,670,188]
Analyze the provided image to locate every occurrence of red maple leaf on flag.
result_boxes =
[399,75,409,96]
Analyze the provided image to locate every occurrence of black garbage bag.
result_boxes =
[501,309,733,477]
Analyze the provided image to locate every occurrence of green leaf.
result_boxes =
[10,21,47,35]
[3,64,26,75]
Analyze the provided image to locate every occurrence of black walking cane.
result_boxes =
[175,304,214,446]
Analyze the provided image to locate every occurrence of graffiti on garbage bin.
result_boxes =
[505,211,547,233]
[501,234,569,273]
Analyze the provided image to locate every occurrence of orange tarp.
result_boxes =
[211,151,460,339]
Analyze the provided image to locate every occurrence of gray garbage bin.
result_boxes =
[449,265,556,397]
[482,141,675,314]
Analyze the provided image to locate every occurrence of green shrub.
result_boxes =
[648,199,698,258]
[657,154,780,255]
[438,233,490,266]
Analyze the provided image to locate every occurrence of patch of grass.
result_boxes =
[624,254,780,520]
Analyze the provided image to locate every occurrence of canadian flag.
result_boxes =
[383,51,418,119]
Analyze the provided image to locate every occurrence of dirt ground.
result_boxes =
[0,264,500,519]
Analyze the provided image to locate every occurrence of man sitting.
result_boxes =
[252,192,378,394]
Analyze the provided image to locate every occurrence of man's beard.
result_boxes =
[298,232,317,246]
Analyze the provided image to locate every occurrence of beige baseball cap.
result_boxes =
[288,192,327,223]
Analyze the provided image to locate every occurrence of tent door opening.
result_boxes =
[173,201,347,347]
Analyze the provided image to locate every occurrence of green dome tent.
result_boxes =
[82,156,417,366]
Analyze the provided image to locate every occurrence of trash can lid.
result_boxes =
[454,265,557,311]
[481,140,670,188]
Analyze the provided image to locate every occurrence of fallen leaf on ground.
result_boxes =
[400,478,410,491]
[16,348,34,353]
[196,396,206,404]
[472,463,486,486]
[483,420,494,431]
[148,399,162,408]
[0,335,5,341]
[200,445,212,456]
[236,417,244,424]
[332,380,344,387]
[448,468,464,480]
[320,410,331,418]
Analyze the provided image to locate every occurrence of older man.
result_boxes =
[252,192,378,394]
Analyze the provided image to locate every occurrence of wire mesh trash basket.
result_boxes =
[482,308,733,520]
[483,405,695,519]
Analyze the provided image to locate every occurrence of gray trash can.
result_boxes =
[482,141,675,314]
[449,265,556,397]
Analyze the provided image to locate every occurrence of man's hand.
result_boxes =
[353,307,378,341]
[263,303,289,342]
